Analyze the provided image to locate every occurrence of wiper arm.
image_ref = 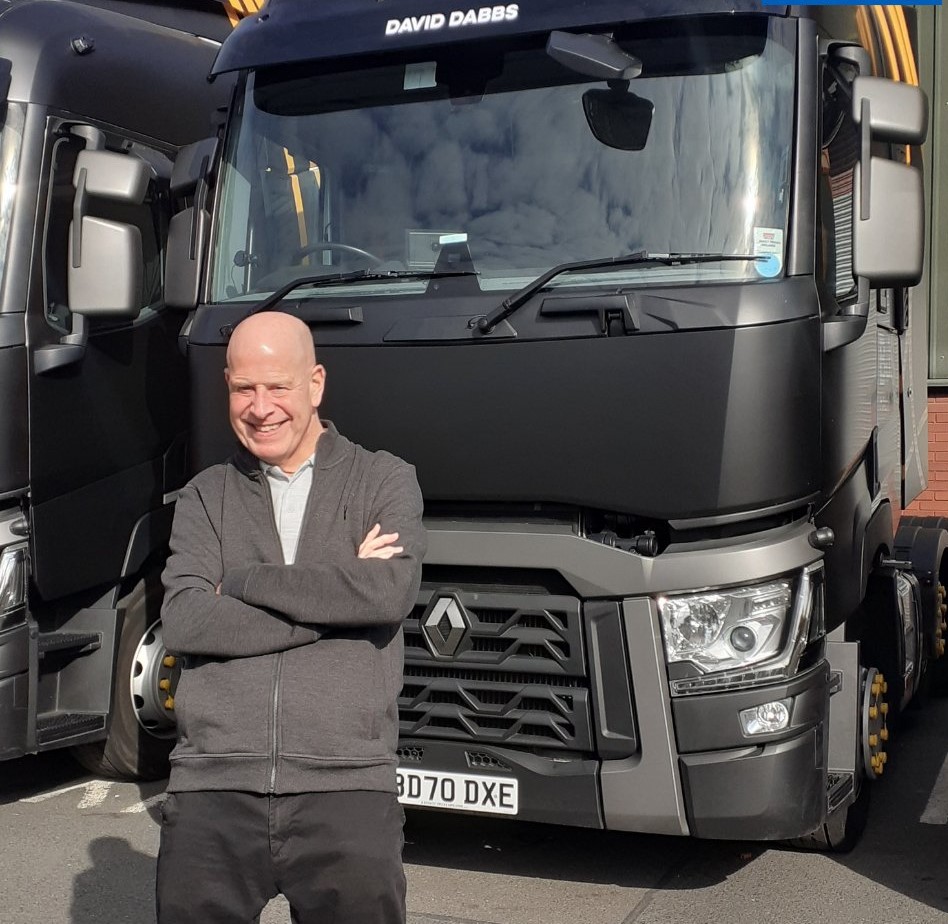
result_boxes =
[248,269,479,316]
[476,252,760,334]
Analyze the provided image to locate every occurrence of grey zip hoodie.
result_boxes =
[160,423,425,795]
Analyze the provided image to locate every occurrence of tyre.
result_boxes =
[72,569,177,780]
[789,780,870,853]
[788,664,885,853]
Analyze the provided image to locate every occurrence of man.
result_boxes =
[157,311,425,923]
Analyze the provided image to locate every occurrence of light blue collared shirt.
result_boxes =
[262,455,315,564]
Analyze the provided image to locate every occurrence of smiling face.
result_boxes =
[224,313,325,473]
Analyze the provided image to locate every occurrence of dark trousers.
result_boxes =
[156,790,406,924]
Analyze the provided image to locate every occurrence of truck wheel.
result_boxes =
[790,781,871,853]
[72,570,177,780]
[894,521,948,696]
[789,666,887,852]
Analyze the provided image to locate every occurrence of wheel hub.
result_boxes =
[861,667,889,779]
[935,583,946,658]
[129,619,179,738]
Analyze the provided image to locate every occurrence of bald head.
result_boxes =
[226,311,316,371]
[224,312,326,472]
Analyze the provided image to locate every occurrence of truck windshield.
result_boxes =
[0,103,24,305]
[210,15,795,303]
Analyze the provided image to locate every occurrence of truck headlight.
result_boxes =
[0,542,27,619]
[658,565,821,695]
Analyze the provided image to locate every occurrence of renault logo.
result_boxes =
[421,593,470,658]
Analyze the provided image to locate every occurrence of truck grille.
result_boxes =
[400,590,593,750]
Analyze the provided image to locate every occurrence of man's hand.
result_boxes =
[358,523,403,559]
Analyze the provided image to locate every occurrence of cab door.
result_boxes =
[27,118,188,603]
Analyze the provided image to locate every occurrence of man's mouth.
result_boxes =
[254,422,283,434]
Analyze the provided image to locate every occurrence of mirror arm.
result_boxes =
[72,167,88,268]
[859,101,871,220]
[190,154,210,261]
[823,279,870,353]
[34,313,88,375]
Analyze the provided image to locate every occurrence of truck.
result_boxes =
[157,0,946,850]
[0,0,237,779]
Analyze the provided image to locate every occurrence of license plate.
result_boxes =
[396,768,519,815]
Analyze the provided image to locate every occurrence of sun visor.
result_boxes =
[212,0,785,75]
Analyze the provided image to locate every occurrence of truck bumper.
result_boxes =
[398,738,604,828]
[598,598,830,841]
[672,661,830,840]
[678,724,825,840]
[399,660,830,840]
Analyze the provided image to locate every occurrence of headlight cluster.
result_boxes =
[0,542,27,620]
[658,566,821,695]
[659,581,792,672]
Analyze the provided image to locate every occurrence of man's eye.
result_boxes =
[270,386,288,395]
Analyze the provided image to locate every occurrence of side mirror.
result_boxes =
[165,137,217,309]
[853,159,924,286]
[166,207,209,309]
[852,76,927,146]
[851,77,928,288]
[36,148,152,373]
[171,137,217,196]
[68,218,143,314]
[68,149,153,316]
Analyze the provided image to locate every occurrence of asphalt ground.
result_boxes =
[2,695,946,924]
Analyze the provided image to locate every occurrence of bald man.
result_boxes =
[157,312,426,924]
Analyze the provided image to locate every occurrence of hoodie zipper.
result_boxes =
[255,444,335,792]
[268,655,283,793]
[258,473,285,794]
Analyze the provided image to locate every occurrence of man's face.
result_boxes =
[225,341,325,473]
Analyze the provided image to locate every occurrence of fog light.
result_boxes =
[739,699,791,736]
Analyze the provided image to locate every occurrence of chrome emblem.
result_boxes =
[421,594,470,658]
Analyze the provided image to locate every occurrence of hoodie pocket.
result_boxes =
[173,655,273,757]
[279,634,388,760]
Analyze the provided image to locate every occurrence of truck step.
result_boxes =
[37,631,101,657]
[36,711,106,747]
[827,770,855,813]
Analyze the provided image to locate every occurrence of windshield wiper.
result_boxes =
[476,252,760,334]
[248,269,479,316]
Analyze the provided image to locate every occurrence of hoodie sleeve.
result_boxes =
[162,480,320,657]
[220,460,425,629]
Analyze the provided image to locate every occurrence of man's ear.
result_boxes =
[310,364,326,408]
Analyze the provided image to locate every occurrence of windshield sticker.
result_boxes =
[753,227,783,278]
[386,4,519,36]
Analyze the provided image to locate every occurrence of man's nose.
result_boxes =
[250,387,273,417]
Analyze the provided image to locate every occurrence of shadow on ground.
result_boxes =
[404,809,761,892]
[829,702,948,915]
[71,836,157,924]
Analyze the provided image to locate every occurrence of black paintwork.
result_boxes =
[214,0,787,75]
[0,346,28,497]
[0,3,231,601]
[0,2,233,146]
[188,279,821,522]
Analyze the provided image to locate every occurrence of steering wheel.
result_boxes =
[290,241,384,267]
